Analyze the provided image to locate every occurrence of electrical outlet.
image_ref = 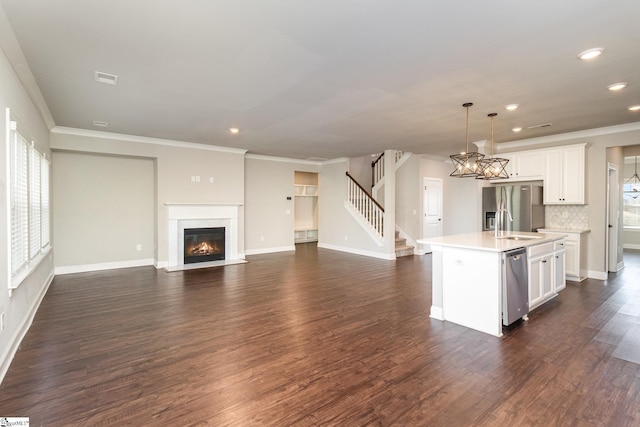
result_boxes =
[260,236,265,242]
[136,244,142,251]
[1,312,5,332]
[209,177,215,183]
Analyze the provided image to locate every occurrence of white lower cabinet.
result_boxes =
[528,240,565,310]
[538,229,588,281]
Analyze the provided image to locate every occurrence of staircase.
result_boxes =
[395,230,414,258]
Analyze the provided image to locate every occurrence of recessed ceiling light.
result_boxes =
[629,105,640,111]
[505,104,519,111]
[577,47,604,60]
[608,82,628,91]
[229,128,239,134]
[93,120,108,127]
[512,127,522,132]
[94,71,119,85]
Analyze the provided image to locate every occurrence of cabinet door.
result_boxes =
[544,149,564,204]
[515,151,544,179]
[564,240,579,278]
[541,255,553,299]
[529,256,543,308]
[554,250,566,291]
[501,153,515,179]
[561,145,585,204]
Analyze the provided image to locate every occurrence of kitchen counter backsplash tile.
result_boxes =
[545,205,589,229]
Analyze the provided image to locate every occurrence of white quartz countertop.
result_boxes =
[417,230,565,253]
[538,228,590,234]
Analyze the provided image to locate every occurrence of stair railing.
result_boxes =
[371,153,385,188]
[371,151,405,188]
[346,172,384,238]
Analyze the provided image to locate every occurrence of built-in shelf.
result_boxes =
[294,172,319,243]
[294,229,318,243]
[294,184,318,197]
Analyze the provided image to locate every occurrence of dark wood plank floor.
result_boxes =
[1,244,640,426]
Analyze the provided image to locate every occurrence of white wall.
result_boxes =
[0,34,54,382]
[49,130,246,266]
[52,152,155,271]
[349,154,373,190]
[395,154,421,246]
[244,155,319,253]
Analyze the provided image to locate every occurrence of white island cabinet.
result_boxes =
[418,231,565,337]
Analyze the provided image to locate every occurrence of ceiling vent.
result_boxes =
[527,123,552,129]
[92,120,108,127]
[94,71,118,85]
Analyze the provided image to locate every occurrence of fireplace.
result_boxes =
[183,227,225,264]
[164,203,244,270]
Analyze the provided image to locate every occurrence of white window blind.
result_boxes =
[11,131,29,275]
[41,157,51,248]
[29,144,42,259]
[8,110,51,286]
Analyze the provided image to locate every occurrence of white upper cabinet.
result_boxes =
[494,150,544,182]
[543,144,585,204]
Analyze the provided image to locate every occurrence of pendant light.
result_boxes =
[625,156,640,199]
[450,102,485,177]
[476,113,510,180]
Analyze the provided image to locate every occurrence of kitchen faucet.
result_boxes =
[495,203,513,237]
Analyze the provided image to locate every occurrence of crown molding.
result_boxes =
[51,126,248,155]
[498,121,640,152]
[245,153,324,165]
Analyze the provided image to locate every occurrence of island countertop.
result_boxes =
[417,230,565,252]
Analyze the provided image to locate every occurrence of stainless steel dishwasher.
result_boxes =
[502,247,529,326]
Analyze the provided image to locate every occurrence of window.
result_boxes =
[623,156,640,229]
[7,109,51,288]
[623,187,640,229]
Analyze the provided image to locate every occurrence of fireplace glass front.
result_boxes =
[183,227,225,264]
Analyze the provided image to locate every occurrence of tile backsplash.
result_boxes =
[545,205,589,229]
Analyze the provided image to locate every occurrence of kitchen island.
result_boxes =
[417,231,565,337]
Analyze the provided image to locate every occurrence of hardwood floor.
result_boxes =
[1,244,640,426]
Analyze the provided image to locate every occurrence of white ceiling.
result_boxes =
[2,0,640,160]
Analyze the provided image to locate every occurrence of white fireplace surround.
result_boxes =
[166,204,242,268]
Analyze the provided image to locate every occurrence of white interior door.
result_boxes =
[423,178,443,247]
[607,164,619,272]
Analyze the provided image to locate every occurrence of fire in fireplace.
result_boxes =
[183,227,225,264]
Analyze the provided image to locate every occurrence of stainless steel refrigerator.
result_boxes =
[482,185,545,232]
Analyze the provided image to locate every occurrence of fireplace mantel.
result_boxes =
[165,203,244,268]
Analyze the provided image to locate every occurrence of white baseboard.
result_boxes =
[587,270,608,280]
[244,246,296,255]
[623,243,640,250]
[430,306,444,320]
[415,248,427,255]
[55,258,155,275]
[317,243,395,260]
[0,271,54,385]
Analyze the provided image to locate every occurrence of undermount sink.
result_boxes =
[496,234,543,241]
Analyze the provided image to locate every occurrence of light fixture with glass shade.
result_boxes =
[450,102,484,177]
[624,156,640,199]
[476,113,510,180]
